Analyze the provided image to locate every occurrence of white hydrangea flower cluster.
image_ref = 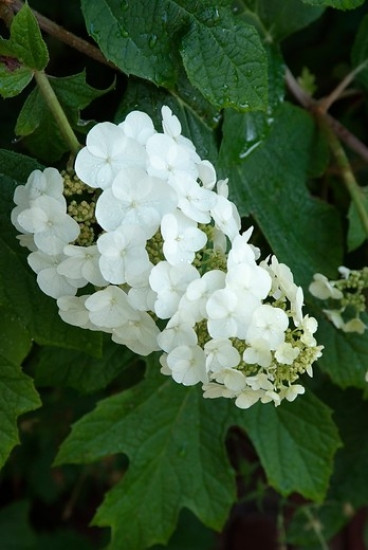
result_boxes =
[309,266,368,334]
[12,106,322,408]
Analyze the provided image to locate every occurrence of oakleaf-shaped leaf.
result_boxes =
[218,102,343,287]
[56,355,340,548]
[55,358,236,550]
[237,392,341,502]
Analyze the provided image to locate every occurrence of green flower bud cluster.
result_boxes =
[62,171,99,247]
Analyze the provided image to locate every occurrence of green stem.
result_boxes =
[34,70,80,154]
[318,114,368,240]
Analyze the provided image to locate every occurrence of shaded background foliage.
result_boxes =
[1,0,368,549]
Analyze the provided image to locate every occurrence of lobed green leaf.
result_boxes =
[237,392,342,502]
[56,357,236,550]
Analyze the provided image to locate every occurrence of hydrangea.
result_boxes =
[11,106,323,407]
[309,267,368,334]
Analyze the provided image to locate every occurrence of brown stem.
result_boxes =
[285,66,368,165]
[7,0,117,69]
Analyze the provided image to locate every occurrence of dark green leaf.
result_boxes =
[316,313,368,389]
[0,501,37,550]
[180,8,268,111]
[0,308,31,365]
[81,0,180,87]
[300,0,364,9]
[347,187,368,251]
[0,500,95,550]
[55,357,236,550]
[0,3,49,72]
[351,14,368,90]
[82,0,268,111]
[324,387,368,508]
[237,0,325,42]
[0,149,43,181]
[0,357,41,468]
[0,64,33,98]
[218,102,342,288]
[238,392,341,501]
[152,509,216,550]
[34,339,136,393]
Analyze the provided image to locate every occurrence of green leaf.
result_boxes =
[0,501,37,550]
[0,308,31,364]
[218,102,343,288]
[180,8,268,111]
[351,14,368,90]
[82,0,268,111]
[316,313,368,389]
[0,500,95,550]
[0,3,49,71]
[347,187,368,251]
[0,357,41,468]
[0,63,33,98]
[34,339,136,394]
[300,0,364,9]
[15,72,113,162]
[324,387,368,508]
[238,392,341,502]
[0,149,42,181]
[81,0,178,87]
[237,0,325,42]
[55,357,236,550]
